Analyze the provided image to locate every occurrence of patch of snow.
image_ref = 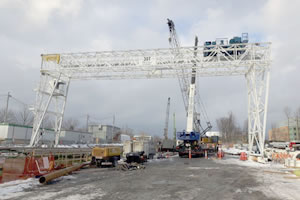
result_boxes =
[215,156,300,200]
[57,190,106,200]
[215,156,283,169]
[188,167,219,170]
[222,147,246,155]
[54,175,77,182]
[0,178,39,200]
[251,172,300,200]
[55,184,106,200]
[235,188,242,193]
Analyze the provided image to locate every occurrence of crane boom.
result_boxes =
[167,19,211,134]
[167,19,190,112]
[164,97,171,140]
[186,36,198,132]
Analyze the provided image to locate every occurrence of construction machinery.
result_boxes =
[91,146,122,167]
[167,18,212,138]
[167,19,212,157]
[200,136,219,153]
[203,33,249,57]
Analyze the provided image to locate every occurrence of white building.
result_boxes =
[59,130,93,144]
[88,124,121,143]
[0,123,93,145]
[205,131,220,137]
[120,134,131,142]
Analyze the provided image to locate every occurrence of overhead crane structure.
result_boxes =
[30,42,271,157]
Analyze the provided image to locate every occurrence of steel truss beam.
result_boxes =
[30,42,271,157]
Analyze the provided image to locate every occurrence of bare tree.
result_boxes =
[62,117,80,131]
[270,122,277,141]
[16,106,34,126]
[242,119,248,142]
[294,107,300,140]
[216,112,238,143]
[284,106,291,140]
[0,108,17,124]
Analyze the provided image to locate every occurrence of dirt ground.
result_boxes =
[2,156,280,200]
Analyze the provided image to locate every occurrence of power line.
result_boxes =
[11,96,29,107]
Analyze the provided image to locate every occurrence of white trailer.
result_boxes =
[123,140,133,157]
[122,137,156,159]
[133,140,155,159]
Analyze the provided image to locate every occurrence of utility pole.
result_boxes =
[164,97,171,140]
[86,114,89,132]
[112,114,115,143]
[4,92,11,123]
[173,112,176,140]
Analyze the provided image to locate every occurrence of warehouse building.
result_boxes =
[0,123,93,145]
[88,124,121,143]
[268,119,300,142]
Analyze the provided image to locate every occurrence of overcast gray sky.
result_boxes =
[0,0,299,138]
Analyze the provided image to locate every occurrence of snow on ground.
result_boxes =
[253,169,300,200]
[0,178,39,200]
[24,183,106,200]
[222,147,246,155]
[216,155,283,169]
[0,175,78,200]
[214,156,300,200]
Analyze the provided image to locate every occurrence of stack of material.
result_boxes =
[116,162,145,171]
[285,152,300,168]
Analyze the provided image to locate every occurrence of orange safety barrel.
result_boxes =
[240,152,247,161]
[217,149,224,159]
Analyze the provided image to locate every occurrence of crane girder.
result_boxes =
[41,43,270,80]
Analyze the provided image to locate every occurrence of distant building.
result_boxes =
[205,131,220,137]
[88,124,121,144]
[59,130,93,145]
[0,123,93,145]
[269,119,300,142]
[120,134,131,142]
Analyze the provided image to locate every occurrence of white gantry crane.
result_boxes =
[167,19,212,135]
[29,37,271,158]
[164,97,171,140]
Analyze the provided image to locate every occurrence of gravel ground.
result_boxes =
[1,156,279,200]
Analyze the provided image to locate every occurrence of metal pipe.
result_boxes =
[39,162,88,184]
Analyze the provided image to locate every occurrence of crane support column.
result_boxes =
[246,65,270,157]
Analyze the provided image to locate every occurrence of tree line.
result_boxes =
[216,112,248,144]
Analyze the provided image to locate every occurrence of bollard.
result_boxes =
[205,150,208,159]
